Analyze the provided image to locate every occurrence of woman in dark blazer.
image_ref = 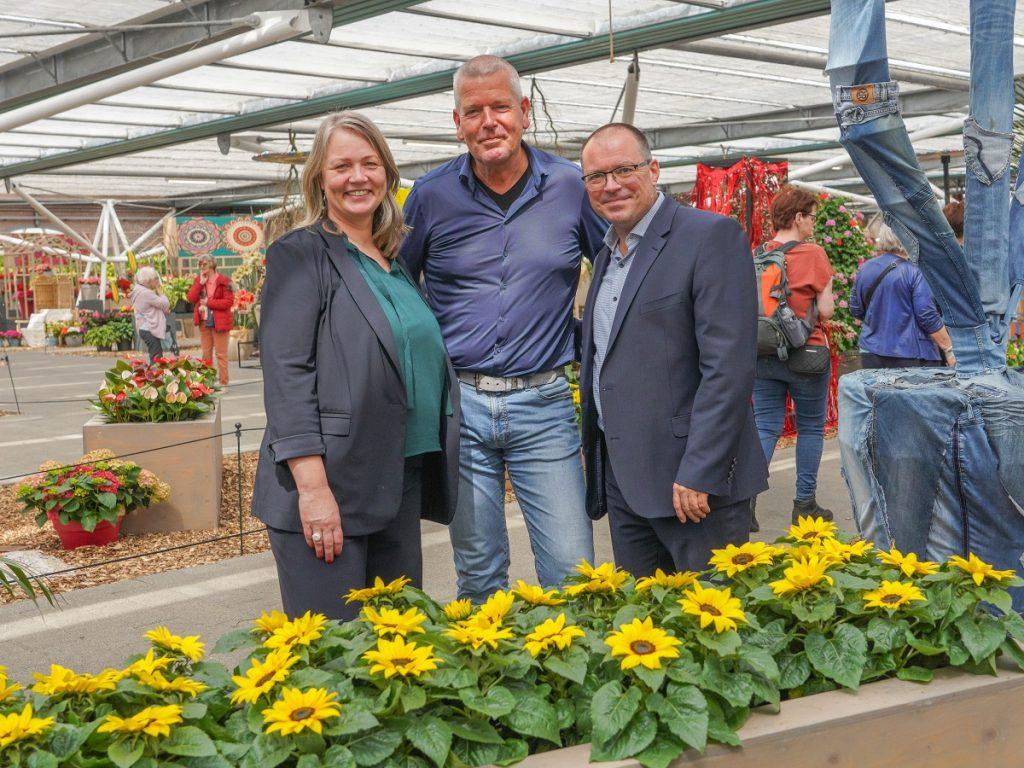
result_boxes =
[253,112,459,620]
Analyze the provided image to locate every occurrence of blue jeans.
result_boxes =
[753,356,830,501]
[449,376,593,602]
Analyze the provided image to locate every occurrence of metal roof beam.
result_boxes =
[0,0,833,179]
[0,1,427,113]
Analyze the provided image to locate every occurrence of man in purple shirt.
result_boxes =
[401,55,604,601]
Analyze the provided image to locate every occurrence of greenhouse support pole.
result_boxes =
[11,184,104,259]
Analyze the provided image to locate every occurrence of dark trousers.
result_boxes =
[603,441,750,576]
[139,329,163,363]
[267,455,424,621]
[859,352,938,369]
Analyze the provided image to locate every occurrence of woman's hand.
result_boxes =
[298,486,344,562]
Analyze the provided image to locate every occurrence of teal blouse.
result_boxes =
[346,238,447,457]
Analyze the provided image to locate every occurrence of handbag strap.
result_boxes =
[863,258,902,312]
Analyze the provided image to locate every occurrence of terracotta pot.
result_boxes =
[46,510,123,550]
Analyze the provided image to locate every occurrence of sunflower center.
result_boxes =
[800,531,818,541]
[255,671,277,687]
[390,657,414,667]
[732,553,754,565]
[881,594,903,605]
[290,707,315,722]
[630,640,656,655]
[699,604,722,616]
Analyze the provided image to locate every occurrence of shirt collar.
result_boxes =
[458,142,547,190]
[602,191,666,255]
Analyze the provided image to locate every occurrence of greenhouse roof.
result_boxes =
[0,0,1018,208]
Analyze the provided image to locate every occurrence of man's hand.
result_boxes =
[672,484,710,523]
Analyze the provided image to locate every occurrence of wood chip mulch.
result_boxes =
[0,452,268,605]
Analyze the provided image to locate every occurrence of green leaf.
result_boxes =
[956,613,1006,663]
[162,725,218,757]
[181,701,208,720]
[646,683,708,752]
[554,698,575,730]
[633,665,666,691]
[635,733,686,768]
[46,723,97,759]
[333,706,379,736]
[906,631,947,656]
[896,666,934,683]
[447,717,503,745]
[738,645,779,682]
[790,597,836,623]
[502,694,561,745]
[804,624,867,690]
[212,628,259,655]
[590,711,658,761]
[458,685,515,718]
[777,653,811,690]
[867,617,909,653]
[26,751,59,768]
[288,668,335,689]
[1002,640,1024,671]
[347,728,402,767]
[744,618,789,654]
[399,685,426,713]
[451,739,501,767]
[405,717,452,768]
[695,629,741,657]
[590,681,640,745]
[493,739,529,767]
[108,739,144,768]
[296,755,322,768]
[98,491,117,508]
[243,734,291,768]
[705,699,742,747]
[612,603,645,628]
[701,656,754,708]
[322,745,356,768]
[977,587,1013,614]
[831,571,878,590]
[542,650,587,684]
[427,667,477,689]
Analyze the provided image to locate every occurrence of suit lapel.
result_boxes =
[318,226,402,377]
[605,199,675,355]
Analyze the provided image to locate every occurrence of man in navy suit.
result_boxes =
[579,123,769,575]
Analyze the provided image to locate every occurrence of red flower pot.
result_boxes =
[46,511,123,550]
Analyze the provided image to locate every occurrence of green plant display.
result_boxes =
[813,195,873,353]
[92,357,218,423]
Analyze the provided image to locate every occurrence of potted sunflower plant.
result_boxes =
[16,449,170,549]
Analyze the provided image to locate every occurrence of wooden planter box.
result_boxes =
[517,664,1024,768]
[228,328,255,362]
[82,403,222,534]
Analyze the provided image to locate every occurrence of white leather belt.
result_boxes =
[456,369,562,393]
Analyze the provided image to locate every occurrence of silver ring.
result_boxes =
[311,531,323,543]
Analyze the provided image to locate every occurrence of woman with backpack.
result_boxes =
[849,223,956,369]
[751,185,835,531]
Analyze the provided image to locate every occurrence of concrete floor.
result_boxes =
[0,348,853,680]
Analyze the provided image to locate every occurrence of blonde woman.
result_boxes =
[129,266,170,362]
[253,112,460,620]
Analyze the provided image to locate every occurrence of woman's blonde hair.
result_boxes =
[296,111,406,260]
[873,222,908,256]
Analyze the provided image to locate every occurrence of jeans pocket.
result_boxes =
[533,378,571,401]
[963,117,1013,185]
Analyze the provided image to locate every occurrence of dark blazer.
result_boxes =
[253,224,460,537]
[580,199,768,520]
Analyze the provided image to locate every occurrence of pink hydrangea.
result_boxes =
[826,219,836,227]
[839,300,848,308]
[844,230,852,237]
[824,236,833,244]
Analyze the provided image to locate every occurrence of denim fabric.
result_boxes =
[449,377,593,602]
[753,356,830,500]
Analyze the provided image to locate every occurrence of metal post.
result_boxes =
[941,153,951,204]
[3,352,20,414]
[236,422,244,555]
[621,51,641,125]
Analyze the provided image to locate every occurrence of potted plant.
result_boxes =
[84,324,118,352]
[92,356,217,423]
[16,449,170,549]
[165,275,195,314]
[4,329,23,347]
[61,325,84,347]
[43,321,61,346]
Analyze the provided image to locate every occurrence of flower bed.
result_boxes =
[94,357,217,423]
[2,520,1022,766]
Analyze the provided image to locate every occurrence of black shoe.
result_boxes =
[792,497,834,525]
[749,497,759,533]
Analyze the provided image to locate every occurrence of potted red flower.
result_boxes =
[16,450,170,549]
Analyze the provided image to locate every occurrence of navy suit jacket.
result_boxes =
[581,199,768,520]
[253,224,460,536]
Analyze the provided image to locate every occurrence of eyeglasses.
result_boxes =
[581,161,650,190]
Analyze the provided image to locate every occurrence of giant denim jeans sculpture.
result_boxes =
[830,0,1024,610]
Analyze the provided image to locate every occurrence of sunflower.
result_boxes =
[252,610,290,635]
[125,649,174,678]
[442,599,473,621]
[513,580,565,606]
[634,569,698,592]
[134,671,207,698]
[604,617,682,671]
[362,636,442,679]
[816,537,874,563]
[32,665,122,697]
[144,627,205,662]
[262,687,341,736]
[522,613,585,657]
[264,611,328,651]
[788,515,838,543]
[770,556,835,597]
[679,583,748,633]
[463,591,516,628]
[947,554,1016,586]
[709,542,776,577]
[97,704,183,739]
[876,547,939,578]
[344,576,411,604]
[0,673,22,703]
[564,561,629,596]
[863,581,927,612]
[445,622,515,650]
[361,606,427,638]
[0,704,53,750]
[785,544,842,567]
[230,649,300,704]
